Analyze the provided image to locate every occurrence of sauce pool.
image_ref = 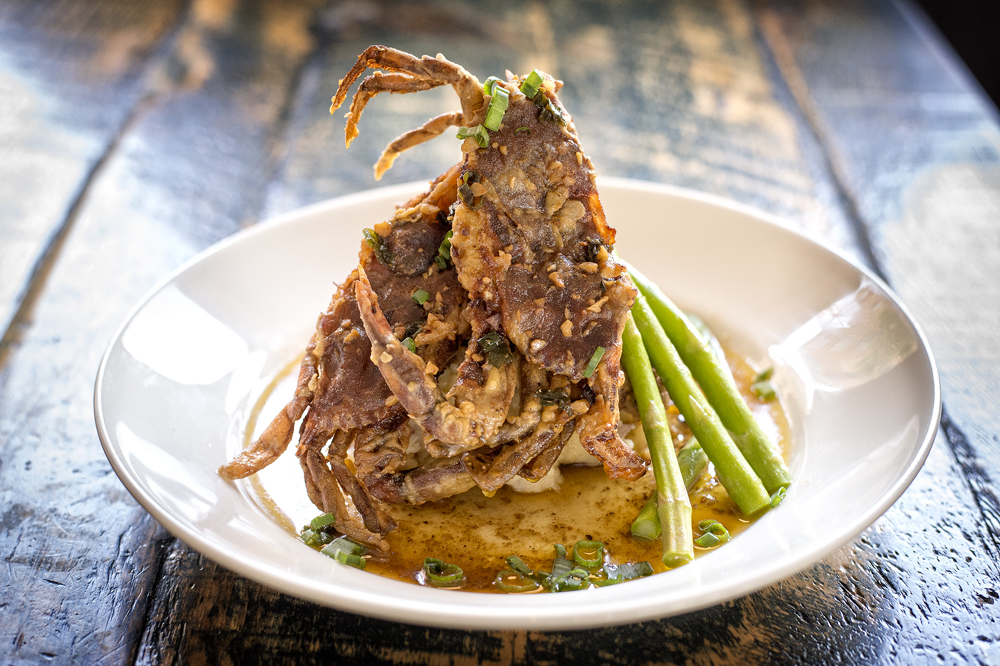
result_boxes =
[245,342,792,592]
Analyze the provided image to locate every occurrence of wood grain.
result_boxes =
[0,0,322,662]
[0,0,185,341]
[759,0,1000,562]
[0,0,998,663]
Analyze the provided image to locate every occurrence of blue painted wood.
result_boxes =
[0,0,997,663]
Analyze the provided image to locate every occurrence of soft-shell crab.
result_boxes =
[220,46,645,549]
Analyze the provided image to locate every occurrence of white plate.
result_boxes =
[95,178,939,630]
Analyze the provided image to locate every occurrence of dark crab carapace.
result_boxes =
[220,46,645,549]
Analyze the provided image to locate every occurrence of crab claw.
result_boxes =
[355,266,515,451]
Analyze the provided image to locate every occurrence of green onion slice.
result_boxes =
[617,561,654,580]
[456,124,489,148]
[505,555,534,576]
[752,367,776,400]
[483,85,510,131]
[328,537,367,556]
[320,537,368,569]
[770,487,786,508]
[402,337,416,353]
[537,388,569,408]
[694,520,731,548]
[752,379,776,401]
[423,558,464,587]
[412,289,429,305]
[572,540,605,570]
[435,230,453,270]
[310,513,336,530]
[554,544,567,559]
[495,569,539,593]
[595,561,655,586]
[333,549,365,569]
[515,126,531,134]
[694,533,722,548]
[482,76,502,96]
[583,346,606,378]
[520,69,544,98]
[533,92,567,125]
[478,331,513,367]
[546,556,590,592]
[363,228,393,266]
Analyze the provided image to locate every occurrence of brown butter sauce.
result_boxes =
[368,349,792,592]
[247,345,792,593]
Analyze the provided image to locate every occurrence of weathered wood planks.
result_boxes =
[0,0,186,343]
[0,0,323,662]
[0,0,998,663]
[761,0,1000,562]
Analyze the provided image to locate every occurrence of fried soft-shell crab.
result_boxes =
[220,46,645,550]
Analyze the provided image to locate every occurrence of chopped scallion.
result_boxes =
[583,346,606,378]
[751,367,777,401]
[617,561,654,580]
[363,228,393,266]
[310,512,336,530]
[515,126,531,134]
[572,540,605,570]
[423,558,464,587]
[320,537,368,569]
[694,533,722,548]
[520,69,544,99]
[495,569,539,593]
[435,230,453,270]
[402,337,416,353]
[333,549,365,568]
[482,75,502,96]
[505,555,534,576]
[483,85,510,131]
[412,289,429,305]
[770,487,786,508]
[456,124,489,148]
[478,331,513,367]
[694,519,731,549]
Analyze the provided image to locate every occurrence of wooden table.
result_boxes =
[2,0,998,662]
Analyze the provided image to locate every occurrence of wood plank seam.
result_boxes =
[941,411,1000,562]
[0,0,195,372]
[126,530,176,666]
[0,93,154,372]
[253,24,327,230]
[757,0,1000,563]
[755,4,888,281]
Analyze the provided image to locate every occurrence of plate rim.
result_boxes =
[94,177,941,629]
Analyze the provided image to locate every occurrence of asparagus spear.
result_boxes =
[621,314,693,568]
[627,263,791,494]
[631,439,708,540]
[631,292,771,516]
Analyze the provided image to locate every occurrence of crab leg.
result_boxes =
[374,111,464,180]
[463,404,581,493]
[519,423,576,482]
[218,332,319,480]
[356,267,515,451]
[331,45,485,147]
[298,428,389,551]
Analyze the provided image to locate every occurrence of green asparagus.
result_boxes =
[631,439,708,540]
[627,263,791,494]
[621,314,694,567]
[630,292,771,516]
